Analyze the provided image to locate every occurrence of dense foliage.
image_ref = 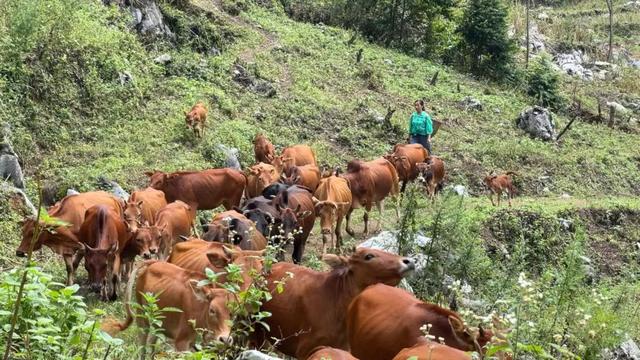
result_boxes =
[526,53,564,110]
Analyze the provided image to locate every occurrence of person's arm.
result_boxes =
[425,113,433,140]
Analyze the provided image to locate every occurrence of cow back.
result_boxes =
[392,343,472,360]
[129,187,167,224]
[282,145,317,167]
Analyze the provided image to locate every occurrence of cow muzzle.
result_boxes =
[217,334,233,346]
[321,228,331,235]
[399,258,416,274]
[90,283,103,293]
[142,252,152,260]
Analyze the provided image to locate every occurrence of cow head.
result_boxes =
[83,242,118,299]
[385,154,411,179]
[281,166,303,186]
[323,248,414,288]
[206,246,266,291]
[446,315,494,354]
[16,218,47,256]
[275,203,311,242]
[270,156,294,174]
[132,223,161,259]
[124,200,144,233]
[184,110,198,129]
[313,198,350,239]
[248,163,279,192]
[16,217,77,257]
[144,171,167,190]
[188,281,234,345]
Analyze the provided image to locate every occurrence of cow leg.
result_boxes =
[335,216,344,253]
[375,201,384,233]
[488,192,495,206]
[110,255,122,301]
[401,180,407,193]
[292,238,306,264]
[174,338,191,352]
[508,189,513,207]
[63,254,77,286]
[345,208,355,237]
[363,211,369,237]
[497,190,501,206]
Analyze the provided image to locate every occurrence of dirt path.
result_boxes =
[189,0,293,90]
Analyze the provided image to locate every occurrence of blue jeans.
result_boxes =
[410,134,432,155]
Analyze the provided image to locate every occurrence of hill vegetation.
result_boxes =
[0,0,639,359]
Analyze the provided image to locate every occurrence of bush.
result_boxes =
[457,0,516,80]
[527,53,564,110]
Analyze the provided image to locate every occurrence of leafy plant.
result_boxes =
[527,53,564,110]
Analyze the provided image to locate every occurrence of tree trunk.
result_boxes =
[525,0,530,68]
[606,0,613,62]
[608,104,616,128]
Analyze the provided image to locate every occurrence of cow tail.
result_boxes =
[390,163,400,196]
[505,171,518,177]
[101,260,154,335]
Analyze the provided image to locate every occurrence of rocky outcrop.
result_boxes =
[516,106,556,141]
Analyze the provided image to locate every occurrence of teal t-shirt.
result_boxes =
[409,111,433,136]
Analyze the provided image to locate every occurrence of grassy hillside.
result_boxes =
[0,0,639,359]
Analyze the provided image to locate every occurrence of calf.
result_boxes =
[240,196,281,238]
[16,191,123,285]
[416,156,446,201]
[271,144,317,174]
[78,205,132,300]
[347,284,492,360]
[384,143,429,193]
[185,102,207,138]
[483,172,517,207]
[341,158,399,236]
[392,343,471,360]
[259,248,415,359]
[169,239,264,291]
[254,133,275,164]
[273,185,315,263]
[246,163,280,199]
[307,347,358,360]
[282,164,321,192]
[123,187,167,234]
[145,168,246,210]
[313,175,352,254]
[202,210,267,251]
[152,201,196,259]
[105,261,233,354]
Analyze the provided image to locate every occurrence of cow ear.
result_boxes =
[136,200,144,207]
[323,254,348,269]
[206,251,231,268]
[297,210,312,219]
[229,218,240,231]
[448,316,465,334]
[144,171,155,177]
[189,280,210,302]
[222,245,238,260]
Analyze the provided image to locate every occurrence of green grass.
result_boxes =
[1,0,640,358]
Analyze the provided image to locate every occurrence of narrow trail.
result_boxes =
[190,0,293,91]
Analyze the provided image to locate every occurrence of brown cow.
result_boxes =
[347,284,492,360]
[483,172,517,207]
[245,163,280,199]
[272,185,315,264]
[416,156,446,201]
[145,168,246,210]
[129,223,162,259]
[78,205,132,300]
[385,143,429,193]
[258,248,415,359]
[202,210,267,251]
[254,133,276,164]
[392,343,472,360]
[307,346,358,360]
[313,175,352,254]
[185,102,207,138]
[16,191,123,285]
[105,261,233,354]
[282,164,321,192]
[168,239,264,291]
[123,187,167,234]
[341,158,399,236]
[151,201,196,259]
[271,144,317,174]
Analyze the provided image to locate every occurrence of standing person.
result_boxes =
[407,99,433,155]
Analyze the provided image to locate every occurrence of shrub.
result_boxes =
[527,53,564,110]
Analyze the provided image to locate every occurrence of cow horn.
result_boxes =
[179,235,189,242]
[311,196,320,205]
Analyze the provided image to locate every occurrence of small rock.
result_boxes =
[516,106,556,141]
[602,339,640,360]
[543,187,550,193]
[118,71,133,86]
[559,218,573,231]
[217,144,241,170]
[630,60,640,69]
[459,96,483,111]
[537,12,550,21]
[66,189,80,196]
[236,350,282,360]
[622,0,640,11]
[493,108,501,114]
[208,46,221,57]
[384,59,393,65]
[606,101,629,114]
[560,193,571,199]
[153,54,172,64]
[452,185,468,197]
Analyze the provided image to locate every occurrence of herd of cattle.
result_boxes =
[14,131,516,360]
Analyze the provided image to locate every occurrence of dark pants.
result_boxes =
[410,134,432,155]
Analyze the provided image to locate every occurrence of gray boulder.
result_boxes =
[232,64,276,97]
[153,54,172,65]
[554,51,593,80]
[130,0,174,38]
[358,231,431,274]
[459,96,483,111]
[0,143,24,189]
[217,144,241,170]
[236,350,282,360]
[0,183,36,217]
[603,339,640,360]
[516,106,556,141]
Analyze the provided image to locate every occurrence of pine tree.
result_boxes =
[458,0,515,80]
